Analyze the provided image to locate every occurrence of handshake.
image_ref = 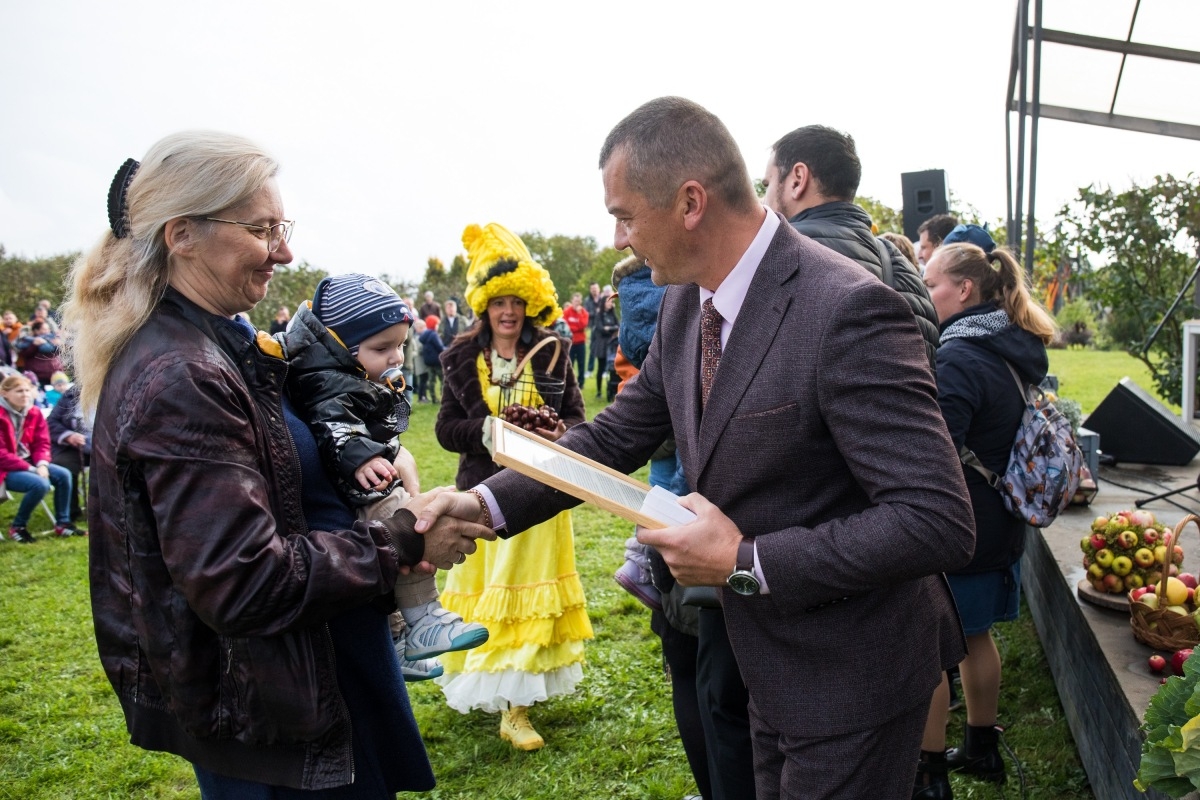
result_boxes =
[375,487,497,573]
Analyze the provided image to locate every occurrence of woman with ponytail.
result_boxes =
[63,132,492,797]
[913,240,1057,799]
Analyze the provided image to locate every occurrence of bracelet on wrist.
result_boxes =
[466,488,493,528]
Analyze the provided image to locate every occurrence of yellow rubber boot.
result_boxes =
[500,705,544,751]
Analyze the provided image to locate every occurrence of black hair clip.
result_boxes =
[106,158,140,239]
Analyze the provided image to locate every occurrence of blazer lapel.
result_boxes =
[694,235,797,472]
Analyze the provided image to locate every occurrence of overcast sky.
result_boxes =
[2,0,1198,284]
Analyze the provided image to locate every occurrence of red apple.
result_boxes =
[1174,545,1185,566]
[1172,648,1194,676]
[1091,533,1108,551]
[1117,531,1139,550]
[1131,586,1151,601]
[1102,573,1125,593]
[1180,573,1198,589]
[1144,529,1161,545]
[1149,654,1167,673]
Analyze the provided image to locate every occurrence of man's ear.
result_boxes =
[788,162,812,201]
[163,217,198,255]
[679,180,707,231]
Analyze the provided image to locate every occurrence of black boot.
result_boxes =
[945,724,1005,783]
[913,750,952,800]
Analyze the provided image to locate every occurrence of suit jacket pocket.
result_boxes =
[732,402,800,421]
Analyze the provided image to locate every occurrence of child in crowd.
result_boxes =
[279,274,488,680]
[418,315,445,403]
[44,371,71,406]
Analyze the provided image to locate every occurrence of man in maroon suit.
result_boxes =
[422,97,975,800]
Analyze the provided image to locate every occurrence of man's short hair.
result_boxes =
[770,125,861,201]
[917,213,959,245]
[599,96,757,212]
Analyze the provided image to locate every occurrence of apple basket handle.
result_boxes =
[1161,515,1200,597]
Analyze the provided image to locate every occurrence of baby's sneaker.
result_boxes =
[403,603,489,661]
[392,631,445,681]
[400,657,444,682]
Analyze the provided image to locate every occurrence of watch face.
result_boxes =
[727,571,760,596]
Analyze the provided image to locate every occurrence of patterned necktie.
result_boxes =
[701,298,723,408]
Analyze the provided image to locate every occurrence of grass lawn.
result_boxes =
[1048,347,1174,415]
[0,388,1094,798]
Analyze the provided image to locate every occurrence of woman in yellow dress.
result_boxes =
[435,222,592,751]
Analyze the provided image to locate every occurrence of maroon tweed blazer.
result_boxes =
[485,220,974,737]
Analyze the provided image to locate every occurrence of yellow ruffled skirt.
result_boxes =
[436,510,593,713]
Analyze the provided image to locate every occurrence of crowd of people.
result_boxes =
[3,96,1072,800]
[2,300,89,542]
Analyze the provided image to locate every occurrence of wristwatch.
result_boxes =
[726,537,760,596]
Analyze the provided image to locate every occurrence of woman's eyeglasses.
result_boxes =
[204,217,295,253]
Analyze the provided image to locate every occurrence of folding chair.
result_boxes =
[0,482,58,538]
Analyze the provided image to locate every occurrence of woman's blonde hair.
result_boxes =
[61,131,279,410]
[0,374,33,393]
[935,243,1057,344]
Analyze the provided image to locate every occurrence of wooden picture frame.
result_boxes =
[490,417,689,529]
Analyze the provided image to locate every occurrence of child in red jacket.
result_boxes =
[1,374,80,541]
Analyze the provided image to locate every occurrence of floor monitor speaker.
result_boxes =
[1084,377,1200,466]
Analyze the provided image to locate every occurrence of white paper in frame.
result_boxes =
[489,417,689,529]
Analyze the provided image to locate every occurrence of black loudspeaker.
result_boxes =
[1084,378,1200,465]
[901,169,949,241]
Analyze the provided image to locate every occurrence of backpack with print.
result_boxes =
[959,361,1084,527]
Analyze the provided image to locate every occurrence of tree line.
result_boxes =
[4,176,1199,401]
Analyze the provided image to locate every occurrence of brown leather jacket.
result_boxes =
[89,289,405,789]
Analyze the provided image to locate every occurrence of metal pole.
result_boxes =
[1014,0,1029,255]
[1025,0,1043,272]
[1110,0,1142,113]
[1006,3,1022,245]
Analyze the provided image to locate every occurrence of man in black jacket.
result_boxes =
[762,125,940,370]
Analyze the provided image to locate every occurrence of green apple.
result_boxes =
[1135,548,1157,568]
[1112,556,1134,576]
[1095,549,1116,568]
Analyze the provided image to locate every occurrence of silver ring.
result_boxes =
[456,552,467,564]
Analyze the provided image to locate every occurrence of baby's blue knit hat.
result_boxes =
[312,273,414,354]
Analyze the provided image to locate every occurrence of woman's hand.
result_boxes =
[66,433,87,449]
[533,419,568,442]
[355,457,399,492]
[35,464,49,478]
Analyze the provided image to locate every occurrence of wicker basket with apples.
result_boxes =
[1081,509,1178,594]
[1129,514,1200,652]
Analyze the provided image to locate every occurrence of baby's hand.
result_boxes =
[355,457,400,492]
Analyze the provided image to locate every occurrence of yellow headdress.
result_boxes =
[462,222,561,327]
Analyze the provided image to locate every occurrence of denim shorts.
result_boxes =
[947,561,1021,636]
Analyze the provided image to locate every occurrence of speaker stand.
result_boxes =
[1135,474,1200,508]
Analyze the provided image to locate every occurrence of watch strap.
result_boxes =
[736,537,756,573]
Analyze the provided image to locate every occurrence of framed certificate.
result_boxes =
[489,417,693,529]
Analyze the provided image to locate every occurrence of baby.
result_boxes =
[280,273,488,680]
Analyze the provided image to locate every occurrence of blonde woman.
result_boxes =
[914,241,1057,798]
[62,132,491,797]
